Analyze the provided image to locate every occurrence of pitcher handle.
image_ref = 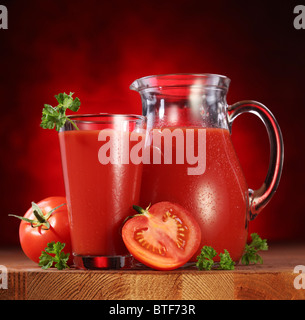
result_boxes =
[228,100,284,220]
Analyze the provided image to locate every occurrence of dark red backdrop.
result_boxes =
[0,0,304,247]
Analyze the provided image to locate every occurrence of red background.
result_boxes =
[0,0,304,247]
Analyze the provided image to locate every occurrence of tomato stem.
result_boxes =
[132,204,151,215]
[120,204,152,234]
[9,202,66,230]
[33,209,46,223]
[132,205,146,214]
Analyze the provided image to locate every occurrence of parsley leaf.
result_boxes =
[218,249,235,270]
[39,241,70,270]
[241,233,268,265]
[196,246,217,270]
[196,246,235,270]
[196,233,268,270]
[40,92,81,131]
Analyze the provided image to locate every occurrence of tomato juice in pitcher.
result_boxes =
[130,74,284,263]
[139,126,248,261]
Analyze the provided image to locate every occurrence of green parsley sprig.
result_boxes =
[241,233,268,265]
[219,249,235,270]
[196,246,235,270]
[39,241,70,270]
[196,233,268,271]
[40,92,81,131]
[196,246,217,270]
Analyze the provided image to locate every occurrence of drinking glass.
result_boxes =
[59,114,145,269]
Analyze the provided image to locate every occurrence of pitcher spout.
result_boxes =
[129,79,141,92]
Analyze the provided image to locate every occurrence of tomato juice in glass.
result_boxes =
[139,126,249,262]
[59,114,145,269]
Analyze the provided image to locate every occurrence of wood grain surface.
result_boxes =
[0,243,305,300]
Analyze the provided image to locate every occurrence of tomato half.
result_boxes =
[11,197,73,265]
[122,202,201,270]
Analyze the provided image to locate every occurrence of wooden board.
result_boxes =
[0,243,305,300]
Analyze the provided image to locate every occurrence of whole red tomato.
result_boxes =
[10,197,73,265]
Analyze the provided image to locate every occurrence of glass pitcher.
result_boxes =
[130,73,284,262]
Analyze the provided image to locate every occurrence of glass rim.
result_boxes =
[66,113,146,124]
[136,72,230,80]
[130,73,231,92]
